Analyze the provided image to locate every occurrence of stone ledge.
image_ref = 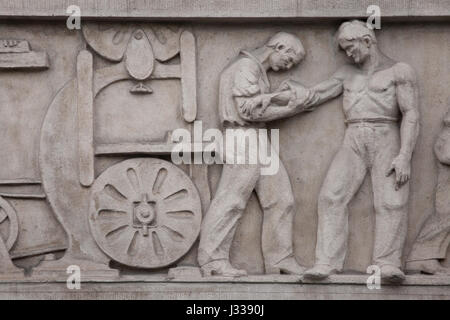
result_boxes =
[1,273,449,285]
[0,0,448,20]
[0,280,448,300]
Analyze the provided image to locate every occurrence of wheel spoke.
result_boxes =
[108,226,135,253]
[98,209,127,217]
[94,190,129,213]
[97,213,130,234]
[152,167,168,195]
[160,224,185,242]
[104,184,127,201]
[126,167,142,194]
[163,188,188,202]
[104,224,128,239]
[126,230,140,256]
[151,230,165,257]
[161,199,195,215]
[165,210,194,219]
[104,170,137,200]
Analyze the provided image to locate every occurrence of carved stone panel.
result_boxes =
[0,0,449,300]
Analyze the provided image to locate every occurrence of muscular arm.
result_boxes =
[276,68,346,112]
[241,73,345,122]
[234,62,347,123]
[304,78,344,108]
[395,63,420,161]
[386,63,420,190]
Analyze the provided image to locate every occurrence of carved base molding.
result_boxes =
[2,274,450,285]
[0,275,449,300]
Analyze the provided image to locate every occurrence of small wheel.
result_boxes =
[89,158,202,268]
[0,197,19,251]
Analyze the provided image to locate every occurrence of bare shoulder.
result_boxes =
[333,63,357,81]
[393,62,417,85]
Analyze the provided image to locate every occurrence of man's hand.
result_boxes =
[278,80,314,110]
[242,94,271,117]
[386,154,411,191]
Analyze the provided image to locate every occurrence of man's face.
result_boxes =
[269,46,301,71]
[339,39,370,64]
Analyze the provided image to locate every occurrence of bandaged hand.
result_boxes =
[279,80,313,110]
[241,94,271,117]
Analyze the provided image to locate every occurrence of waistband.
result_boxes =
[345,117,399,125]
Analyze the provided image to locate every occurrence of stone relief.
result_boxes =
[0,18,447,287]
[0,39,49,70]
[198,32,309,277]
[284,20,421,283]
[31,24,200,280]
[406,106,450,275]
[0,37,61,279]
[0,196,22,276]
[89,158,201,269]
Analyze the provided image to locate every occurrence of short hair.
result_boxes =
[337,20,377,45]
[266,32,305,63]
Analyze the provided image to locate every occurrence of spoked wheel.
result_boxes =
[89,158,202,269]
[0,197,19,252]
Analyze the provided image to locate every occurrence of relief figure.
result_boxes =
[280,20,420,282]
[406,107,450,275]
[198,32,313,277]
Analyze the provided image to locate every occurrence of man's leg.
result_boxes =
[306,140,367,278]
[198,163,259,276]
[371,129,409,282]
[255,159,304,274]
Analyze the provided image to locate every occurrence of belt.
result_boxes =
[345,117,399,125]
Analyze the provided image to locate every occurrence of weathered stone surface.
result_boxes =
[0,1,448,19]
[0,51,48,70]
[0,0,448,300]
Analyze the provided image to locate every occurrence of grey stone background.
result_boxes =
[0,19,449,274]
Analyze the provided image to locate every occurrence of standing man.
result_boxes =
[284,20,420,282]
[198,32,312,277]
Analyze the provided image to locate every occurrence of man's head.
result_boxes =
[266,32,305,71]
[337,20,377,64]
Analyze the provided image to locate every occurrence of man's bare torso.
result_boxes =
[342,61,401,122]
